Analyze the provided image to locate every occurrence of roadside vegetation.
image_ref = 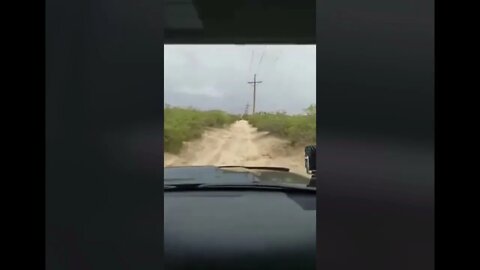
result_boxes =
[164,104,316,153]
[245,104,316,146]
[164,106,240,153]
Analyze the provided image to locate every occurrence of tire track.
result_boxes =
[164,120,308,176]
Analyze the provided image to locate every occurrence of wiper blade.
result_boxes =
[217,166,290,172]
[202,184,314,192]
[164,183,203,190]
[164,183,315,192]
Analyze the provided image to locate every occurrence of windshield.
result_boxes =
[164,45,316,184]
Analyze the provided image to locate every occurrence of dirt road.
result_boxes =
[164,120,308,176]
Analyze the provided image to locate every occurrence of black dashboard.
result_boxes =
[164,190,316,270]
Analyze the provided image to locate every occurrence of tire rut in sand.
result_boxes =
[164,120,308,176]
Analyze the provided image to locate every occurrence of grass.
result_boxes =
[245,104,316,146]
[164,106,240,153]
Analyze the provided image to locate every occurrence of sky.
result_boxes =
[164,45,316,115]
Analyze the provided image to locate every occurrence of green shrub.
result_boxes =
[246,104,316,146]
[164,106,240,153]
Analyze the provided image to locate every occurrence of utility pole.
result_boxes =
[244,103,250,116]
[240,103,250,119]
[248,74,262,114]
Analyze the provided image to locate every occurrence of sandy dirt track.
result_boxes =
[164,120,308,177]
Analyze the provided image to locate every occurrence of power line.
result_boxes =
[259,50,281,79]
[256,50,266,74]
[248,50,254,73]
[257,46,283,79]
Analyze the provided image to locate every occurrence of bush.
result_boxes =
[164,106,240,153]
[246,104,316,146]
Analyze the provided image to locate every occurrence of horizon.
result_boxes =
[163,103,316,116]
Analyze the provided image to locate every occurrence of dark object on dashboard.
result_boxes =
[304,145,316,173]
[305,145,316,187]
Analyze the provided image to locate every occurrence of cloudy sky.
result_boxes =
[164,45,315,115]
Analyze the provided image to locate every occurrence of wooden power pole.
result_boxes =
[248,74,262,114]
[241,103,250,119]
[244,103,250,116]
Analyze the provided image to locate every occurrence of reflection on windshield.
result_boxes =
[164,166,310,186]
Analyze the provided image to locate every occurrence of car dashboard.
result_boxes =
[164,189,316,270]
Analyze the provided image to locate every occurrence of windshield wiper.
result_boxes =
[164,183,203,190]
[164,183,315,192]
[217,166,290,172]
